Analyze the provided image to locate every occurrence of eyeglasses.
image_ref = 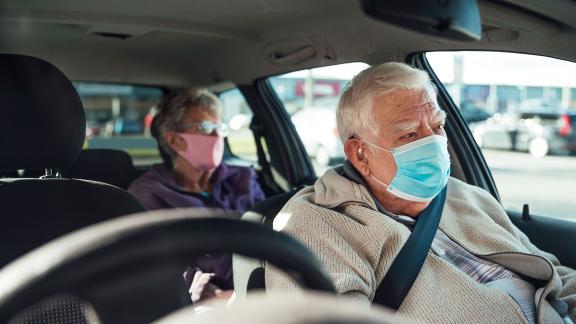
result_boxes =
[182,121,229,137]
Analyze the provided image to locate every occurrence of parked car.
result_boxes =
[107,118,144,135]
[85,121,104,138]
[472,109,576,157]
[460,102,492,124]
[291,107,344,167]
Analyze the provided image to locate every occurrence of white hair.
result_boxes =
[336,62,437,143]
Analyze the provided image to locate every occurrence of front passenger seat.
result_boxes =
[0,54,145,267]
[233,190,297,298]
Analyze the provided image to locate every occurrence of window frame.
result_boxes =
[409,52,501,201]
[414,50,576,268]
[216,87,259,165]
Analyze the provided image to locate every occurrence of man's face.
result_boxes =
[366,88,446,186]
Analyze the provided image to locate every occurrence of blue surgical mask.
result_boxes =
[360,135,451,202]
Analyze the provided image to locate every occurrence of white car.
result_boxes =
[291,107,344,167]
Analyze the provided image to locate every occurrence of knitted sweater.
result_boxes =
[265,169,576,324]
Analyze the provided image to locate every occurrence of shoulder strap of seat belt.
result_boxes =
[372,186,447,310]
[249,117,283,195]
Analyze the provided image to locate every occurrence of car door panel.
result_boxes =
[509,211,576,269]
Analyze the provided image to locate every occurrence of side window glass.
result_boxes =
[427,52,576,220]
[268,63,370,174]
[219,88,257,162]
[77,82,164,166]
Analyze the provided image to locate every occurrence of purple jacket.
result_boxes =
[128,163,265,213]
[128,163,265,294]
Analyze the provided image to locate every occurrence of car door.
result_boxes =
[415,51,576,268]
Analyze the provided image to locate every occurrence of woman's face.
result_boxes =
[181,107,221,136]
[166,106,221,153]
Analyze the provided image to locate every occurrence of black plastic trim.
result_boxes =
[509,211,576,268]
[248,80,316,188]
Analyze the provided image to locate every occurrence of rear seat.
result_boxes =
[0,171,18,178]
[61,149,137,189]
[23,149,138,189]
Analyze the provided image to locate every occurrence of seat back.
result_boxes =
[150,114,173,167]
[0,54,145,267]
[232,190,297,298]
[0,178,144,267]
[61,149,137,189]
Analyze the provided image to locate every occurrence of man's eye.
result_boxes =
[401,132,417,139]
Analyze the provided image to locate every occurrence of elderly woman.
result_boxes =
[266,63,576,323]
[129,88,265,303]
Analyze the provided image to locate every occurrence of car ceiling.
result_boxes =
[0,0,575,88]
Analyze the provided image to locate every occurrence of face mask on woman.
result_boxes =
[176,133,225,171]
[360,135,451,202]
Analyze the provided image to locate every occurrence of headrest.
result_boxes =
[61,149,135,189]
[151,114,161,140]
[0,54,85,171]
[151,114,173,166]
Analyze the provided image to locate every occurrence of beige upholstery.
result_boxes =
[232,210,267,299]
[156,292,406,324]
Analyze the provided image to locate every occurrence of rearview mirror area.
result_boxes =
[361,0,482,42]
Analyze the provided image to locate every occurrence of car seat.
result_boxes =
[232,190,297,298]
[61,149,137,189]
[0,54,146,267]
[150,114,173,167]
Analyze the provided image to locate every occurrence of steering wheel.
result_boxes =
[0,209,335,323]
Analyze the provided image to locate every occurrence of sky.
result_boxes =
[426,52,576,87]
[278,52,576,88]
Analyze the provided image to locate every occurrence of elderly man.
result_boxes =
[266,62,576,323]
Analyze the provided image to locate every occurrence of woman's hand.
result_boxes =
[214,289,234,300]
[187,270,215,303]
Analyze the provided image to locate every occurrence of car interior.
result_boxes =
[0,0,575,323]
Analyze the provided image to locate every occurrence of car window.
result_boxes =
[219,88,257,162]
[426,51,576,221]
[268,62,370,175]
[78,82,164,166]
[79,83,257,166]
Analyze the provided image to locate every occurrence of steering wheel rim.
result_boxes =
[0,208,335,322]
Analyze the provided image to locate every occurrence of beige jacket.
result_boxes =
[265,169,576,324]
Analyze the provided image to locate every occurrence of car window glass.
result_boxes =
[268,62,370,175]
[219,88,257,162]
[77,82,163,166]
[426,52,576,221]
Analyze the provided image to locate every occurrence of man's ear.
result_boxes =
[344,138,370,177]
[165,131,186,152]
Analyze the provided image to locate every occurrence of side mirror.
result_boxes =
[361,0,482,41]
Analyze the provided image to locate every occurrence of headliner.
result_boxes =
[1,0,575,88]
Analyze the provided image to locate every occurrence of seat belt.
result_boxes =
[372,186,447,310]
[249,117,283,195]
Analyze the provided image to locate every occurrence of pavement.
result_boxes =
[483,149,576,222]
